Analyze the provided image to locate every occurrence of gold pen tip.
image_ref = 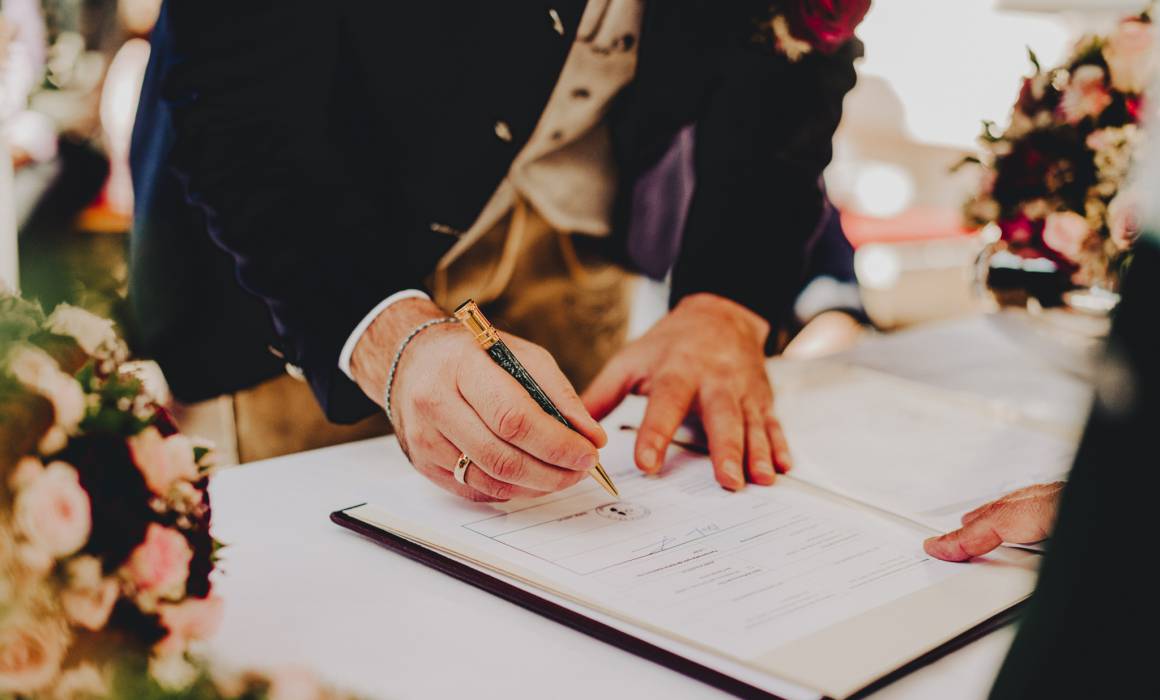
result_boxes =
[591,463,619,498]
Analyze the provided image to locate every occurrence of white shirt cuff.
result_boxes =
[338,289,431,380]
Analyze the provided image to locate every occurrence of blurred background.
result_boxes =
[0,0,1144,410]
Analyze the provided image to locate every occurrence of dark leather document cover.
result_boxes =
[331,506,1025,700]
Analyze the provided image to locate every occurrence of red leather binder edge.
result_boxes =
[331,506,1026,700]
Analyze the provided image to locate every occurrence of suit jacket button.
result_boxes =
[548,8,564,36]
[494,121,513,142]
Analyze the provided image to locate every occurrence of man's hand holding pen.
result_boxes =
[351,293,791,501]
[350,297,606,502]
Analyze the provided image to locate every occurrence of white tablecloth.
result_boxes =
[205,312,1089,699]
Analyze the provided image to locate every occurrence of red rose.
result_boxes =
[784,0,871,54]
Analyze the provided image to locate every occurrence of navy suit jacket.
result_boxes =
[162,0,859,422]
[129,4,284,402]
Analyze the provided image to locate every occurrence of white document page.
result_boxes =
[344,431,1036,698]
[770,362,1079,534]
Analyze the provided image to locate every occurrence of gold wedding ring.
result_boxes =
[453,453,472,486]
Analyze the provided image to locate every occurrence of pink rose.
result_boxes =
[1108,191,1140,251]
[1042,211,1090,263]
[156,595,225,656]
[129,427,199,496]
[1059,65,1113,124]
[0,618,68,695]
[14,461,92,558]
[784,0,871,54]
[125,524,193,600]
[1104,18,1156,94]
[62,556,120,631]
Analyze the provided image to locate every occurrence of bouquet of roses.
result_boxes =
[0,294,352,699]
[963,8,1157,303]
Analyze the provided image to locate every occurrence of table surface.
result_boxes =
[204,312,1090,700]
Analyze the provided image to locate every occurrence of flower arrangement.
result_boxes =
[758,0,871,61]
[963,8,1157,304]
[0,294,351,699]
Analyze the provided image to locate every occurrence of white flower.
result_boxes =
[17,542,54,575]
[1087,125,1142,188]
[7,345,57,386]
[46,662,108,700]
[1104,18,1157,94]
[1059,65,1113,124]
[38,426,69,457]
[9,456,45,491]
[0,616,69,695]
[45,305,120,359]
[6,346,86,433]
[61,556,120,631]
[44,373,86,432]
[128,427,199,496]
[149,653,199,693]
[14,461,92,559]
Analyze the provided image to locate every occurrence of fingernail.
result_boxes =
[755,461,776,485]
[639,448,658,472]
[722,461,744,491]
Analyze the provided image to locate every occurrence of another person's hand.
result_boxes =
[350,298,606,502]
[924,482,1065,562]
[583,293,788,490]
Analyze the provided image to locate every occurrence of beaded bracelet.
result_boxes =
[384,317,459,424]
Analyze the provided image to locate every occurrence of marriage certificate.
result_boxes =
[337,430,1038,699]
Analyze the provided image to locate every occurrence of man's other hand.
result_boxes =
[583,293,789,491]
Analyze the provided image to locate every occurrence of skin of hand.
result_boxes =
[582,293,790,491]
[923,482,1066,562]
[350,298,607,502]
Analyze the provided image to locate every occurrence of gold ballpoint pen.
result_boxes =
[454,300,619,498]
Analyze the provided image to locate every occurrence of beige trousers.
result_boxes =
[178,200,631,465]
[432,199,632,391]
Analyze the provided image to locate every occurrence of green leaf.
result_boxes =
[952,155,984,173]
[1027,46,1041,74]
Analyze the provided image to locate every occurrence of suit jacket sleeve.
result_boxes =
[164,1,411,423]
[987,237,1160,699]
[671,39,860,344]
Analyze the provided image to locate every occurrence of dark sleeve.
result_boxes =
[671,39,860,344]
[164,1,414,423]
[988,238,1160,699]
